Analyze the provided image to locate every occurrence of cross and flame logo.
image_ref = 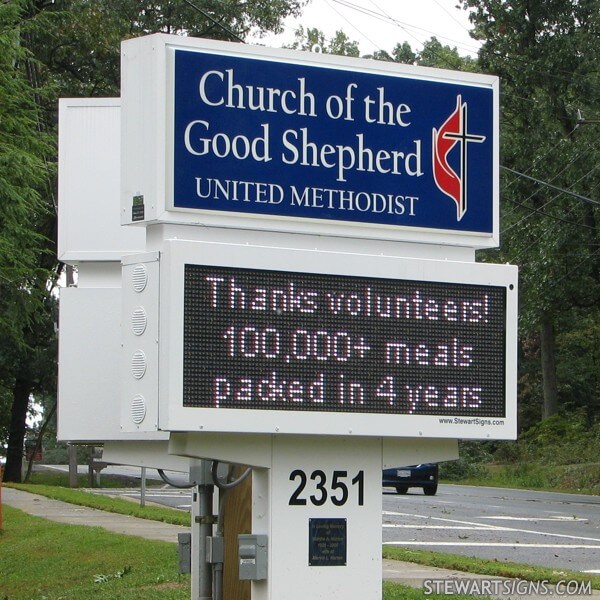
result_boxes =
[433,96,486,221]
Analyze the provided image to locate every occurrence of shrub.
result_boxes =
[440,441,493,481]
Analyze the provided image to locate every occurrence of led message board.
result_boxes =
[156,241,517,439]
[183,265,506,418]
[121,35,499,247]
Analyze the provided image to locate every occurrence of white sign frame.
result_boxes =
[155,240,517,439]
[121,34,500,248]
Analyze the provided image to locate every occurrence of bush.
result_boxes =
[517,412,600,466]
[440,441,493,481]
[491,441,521,464]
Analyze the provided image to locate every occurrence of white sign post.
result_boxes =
[260,436,382,599]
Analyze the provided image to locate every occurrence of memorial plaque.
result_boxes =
[308,518,347,566]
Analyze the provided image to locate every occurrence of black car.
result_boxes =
[382,463,439,495]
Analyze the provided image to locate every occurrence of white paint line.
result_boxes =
[382,511,600,544]
[383,524,491,530]
[584,570,600,574]
[384,542,600,549]
[481,515,588,522]
[144,494,191,498]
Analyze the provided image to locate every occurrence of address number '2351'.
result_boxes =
[289,469,365,507]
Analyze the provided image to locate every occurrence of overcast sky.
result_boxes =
[251,0,480,57]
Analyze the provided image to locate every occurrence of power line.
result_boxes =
[506,180,600,265]
[329,0,600,94]
[324,0,383,51]
[550,247,600,287]
[181,0,245,43]
[331,0,481,58]
[432,0,471,34]
[501,137,599,223]
[502,173,599,265]
[501,169,597,236]
[505,197,597,234]
[501,166,600,207]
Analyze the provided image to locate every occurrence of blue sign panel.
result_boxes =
[172,49,494,235]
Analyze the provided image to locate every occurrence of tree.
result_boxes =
[0,0,57,481]
[417,37,475,70]
[287,25,360,56]
[289,27,476,73]
[0,0,308,481]
[25,0,306,97]
[463,0,600,423]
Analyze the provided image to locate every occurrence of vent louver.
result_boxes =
[131,394,146,424]
[131,350,147,379]
[132,264,148,292]
[131,307,147,335]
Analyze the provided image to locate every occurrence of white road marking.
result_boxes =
[482,515,588,522]
[383,525,494,530]
[144,494,191,498]
[382,511,600,544]
[584,570,600,574]
[384,542,600,549]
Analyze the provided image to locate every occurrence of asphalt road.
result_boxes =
[47,466,599,574]
[383,484,600,574]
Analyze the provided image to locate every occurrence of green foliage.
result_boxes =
[290,26,476,73]
[477,461,599,494]
[383,581,488,600]
[383,546,599,590]
[38,440,74,464]
[8,480,191,526]
[555,308,600,418]
[517,412,600,466]
[0,0,54,346]
[0,0,310,479]
[0,506,189,599]
[439,412,600,492]
[417,37,477,71]
[0,0,58,475]
[466,0,599,421]
[287,25,360,56]
[30,0,307,97]
[390,41,416,65]
[454,414,600,493]
[440,441,493,481]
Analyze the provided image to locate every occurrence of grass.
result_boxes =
[383,546,600,590]
[0,505,480,600]
[22,469,150,489]
[4,470,598,597]
[382,581,489,599]
[449,461,600,496]
[0,505,189,599]
[6,481,190,527]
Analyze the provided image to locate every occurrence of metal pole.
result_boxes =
[190,460,214,600]
[140,466,146,508]
[68,444,78,488]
